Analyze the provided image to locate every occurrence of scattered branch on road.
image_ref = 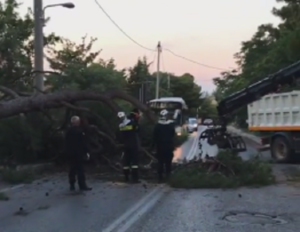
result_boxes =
[169,150,275,189]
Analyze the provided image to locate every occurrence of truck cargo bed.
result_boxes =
[248,91,300,131]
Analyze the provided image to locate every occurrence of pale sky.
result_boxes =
[15,0,282,92]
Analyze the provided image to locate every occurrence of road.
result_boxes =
[0,128,299,232]
[0,176,161,232]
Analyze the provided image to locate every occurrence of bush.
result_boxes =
[169,150,275,188]
[0,169,36,184]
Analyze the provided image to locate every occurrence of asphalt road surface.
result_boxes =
[0,131,299,232]
[0,176,162,232]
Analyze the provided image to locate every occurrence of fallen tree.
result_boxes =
[0,87,155,121]
[0,85,159,168]
[169,150,275,188]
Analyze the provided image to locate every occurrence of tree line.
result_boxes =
[213,0,300,127]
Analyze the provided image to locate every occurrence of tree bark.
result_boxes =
[0,89,155,122]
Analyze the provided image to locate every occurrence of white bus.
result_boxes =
[147,97,188,135]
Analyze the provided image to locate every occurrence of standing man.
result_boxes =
[65,116,92,191]
[152,109,176,182]
[117,111,140,183]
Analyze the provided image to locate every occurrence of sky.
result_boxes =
[16,0,283,92]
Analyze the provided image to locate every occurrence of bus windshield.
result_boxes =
[147,98,188,128]
[147,101,182,110]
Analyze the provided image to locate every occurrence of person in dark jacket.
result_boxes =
[152,109,176,182]
[117,111,140,183]
[65,116,92,191]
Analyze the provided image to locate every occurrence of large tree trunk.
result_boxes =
[0,89,155,122]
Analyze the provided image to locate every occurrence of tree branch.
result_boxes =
[0,86,19,98]
[0,89,155,122]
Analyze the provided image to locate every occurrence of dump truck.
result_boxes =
[199,60,300,163]
[248,91,300,162]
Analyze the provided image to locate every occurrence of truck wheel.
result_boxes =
[271,136,293,163]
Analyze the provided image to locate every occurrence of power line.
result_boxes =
[93,0,155,52]
[164,48,227,71]
[161,52,217,82]
[93,0,227,71]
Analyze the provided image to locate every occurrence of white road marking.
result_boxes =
[116,187,169,232]
[102,185,166,232]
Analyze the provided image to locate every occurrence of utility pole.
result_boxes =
[167,74,170,90]
[155,41,161,99]
[34,0,44,92]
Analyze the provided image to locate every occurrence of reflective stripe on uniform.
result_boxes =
[131,165,138,169]
[119,125,133,131]
[123,166,130,169]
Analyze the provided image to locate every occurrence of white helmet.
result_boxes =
[117,111,125,118]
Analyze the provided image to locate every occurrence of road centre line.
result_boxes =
[102,185,165,232]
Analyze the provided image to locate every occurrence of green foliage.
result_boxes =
[213,0,300,127]
[197,94,218,118]
[169,150,275,188]
[0,169,35,184]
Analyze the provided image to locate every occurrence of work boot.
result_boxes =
[70,185,75,191]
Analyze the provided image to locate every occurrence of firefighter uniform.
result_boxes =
[152,109,176,181]
[118,112,140,182]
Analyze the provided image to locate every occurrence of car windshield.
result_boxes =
[189,119,197,124]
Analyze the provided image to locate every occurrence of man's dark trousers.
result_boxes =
[156,145,173,180]
[68,157,86,189]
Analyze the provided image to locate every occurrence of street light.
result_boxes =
[43,2,75,12]
[33,1,75,92]
[42,2,75,26]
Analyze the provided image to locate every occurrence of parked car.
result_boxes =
[187,118,198,133]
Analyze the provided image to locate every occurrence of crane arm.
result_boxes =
[217,60,300,118]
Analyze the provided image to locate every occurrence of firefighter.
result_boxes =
[127,108,141,141]
[152,109,176,182]
[65,116,92,191]
[117,111,140,183]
